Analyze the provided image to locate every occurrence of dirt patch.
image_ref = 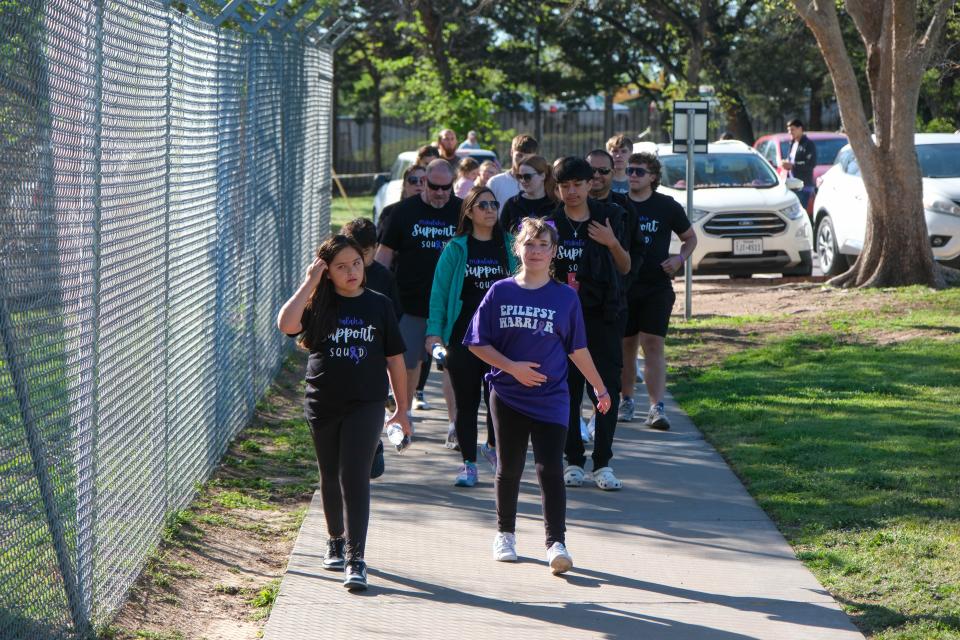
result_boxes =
[103,355,315,640]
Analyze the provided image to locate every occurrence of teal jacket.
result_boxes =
[427,232,518,345]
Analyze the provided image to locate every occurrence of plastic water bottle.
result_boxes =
[431,343,447,367]
[386,423,409,452]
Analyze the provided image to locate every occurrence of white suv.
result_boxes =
[660,141,814,277]
[812,132,960,275]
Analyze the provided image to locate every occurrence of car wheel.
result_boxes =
[815,215,846,276]
[783,250,813,277]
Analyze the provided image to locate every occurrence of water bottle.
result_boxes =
[431,342,447,367]
[386,423,409,452]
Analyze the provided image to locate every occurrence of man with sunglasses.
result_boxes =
[487,133,539,214]
[619,152,697,429]
[586,149,643,279]
[376,159,462,417]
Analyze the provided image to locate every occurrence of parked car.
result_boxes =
[753,131,848,217]
[660,140,814,278]
[372,148,499,221]
[811,132,960,275]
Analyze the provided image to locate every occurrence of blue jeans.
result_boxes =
[797,186,814,209]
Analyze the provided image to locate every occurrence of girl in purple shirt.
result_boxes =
[465,218,611,576]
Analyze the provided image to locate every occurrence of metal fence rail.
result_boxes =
[0,1,332,637]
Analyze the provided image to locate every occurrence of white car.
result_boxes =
[813,133,960,275]
[372,148,499,221]
[660,141,814,277]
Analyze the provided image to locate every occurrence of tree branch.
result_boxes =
[918,0,959,67]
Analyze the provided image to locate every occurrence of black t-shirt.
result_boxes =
[600,191,645,287]
[297,289,405,419]
[376,201,401,244]
[451,236,510,344]
[499,194,555,233]
[550,210,590,287]
[629,191,691,290]
[365,260,402,319]
[381,194,461,317]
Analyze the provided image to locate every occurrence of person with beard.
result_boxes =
[498,155,557,233]
[376,159,462,431]
[547,157,631,492]
[437,128,459,167]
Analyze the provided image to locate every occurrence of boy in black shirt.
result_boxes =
[548,157,631,492]
[620,152,697,429]
[344,217,402,319]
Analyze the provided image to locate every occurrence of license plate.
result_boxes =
[733,238,763,255]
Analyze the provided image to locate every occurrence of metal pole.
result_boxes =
[684,108,695,321]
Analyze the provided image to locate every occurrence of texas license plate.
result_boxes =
[733,238,763,255]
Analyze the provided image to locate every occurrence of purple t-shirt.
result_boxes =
[463,277,587,427]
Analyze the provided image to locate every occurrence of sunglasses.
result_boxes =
[474,200,500,211]
[406,176,424,185]
[626,167,651,177]
[592,167,612,176]
[426,180,452,191]
[516,172,541,182]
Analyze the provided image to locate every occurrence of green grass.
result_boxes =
[330,195,375,234]
[669,289,960,639]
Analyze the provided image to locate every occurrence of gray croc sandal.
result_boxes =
[564,465,585,487]
[593,467,622,491]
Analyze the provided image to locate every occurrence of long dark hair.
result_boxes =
[299,235,366,350]
[456,185,512,271]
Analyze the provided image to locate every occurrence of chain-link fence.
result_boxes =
[0,1,332,637]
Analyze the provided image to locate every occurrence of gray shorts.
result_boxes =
[399,314,428,370]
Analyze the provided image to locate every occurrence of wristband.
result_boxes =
[678,254,685,264]
[596,389,609,399]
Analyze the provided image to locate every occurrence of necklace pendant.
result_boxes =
[573,231,577,238]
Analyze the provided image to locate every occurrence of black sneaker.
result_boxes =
[343,558,368,591]
[322,537,345,570]
[370,439,385,479]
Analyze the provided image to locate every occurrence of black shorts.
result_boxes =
[625,285,676,338]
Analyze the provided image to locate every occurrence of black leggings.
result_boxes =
[565,312,623,470]
[445,341,495,463]
[308,401,383,560]
[490,389,566,548]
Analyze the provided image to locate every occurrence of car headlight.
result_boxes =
[777,202,805,219]
[688,207,711,222]
[923,196,960,217]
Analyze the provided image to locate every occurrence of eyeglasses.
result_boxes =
[406,176,424,185]
[626,167,651,177]
[474,200,500,211]
[591,167,612,176]
[516,172,540,182]
[426,180,453,191]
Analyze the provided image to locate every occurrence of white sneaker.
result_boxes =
[493,532,517,562]
[546,542,573,575]
[412,389,431,410]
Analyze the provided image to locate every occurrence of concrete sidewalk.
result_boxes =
[263,375,864,639]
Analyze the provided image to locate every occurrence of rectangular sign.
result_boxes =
[672,100,709,154]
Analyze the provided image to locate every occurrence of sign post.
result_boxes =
[671,101,709,321]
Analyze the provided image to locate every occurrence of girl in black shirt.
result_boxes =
[499,155,557,233]
[277,235,410,591]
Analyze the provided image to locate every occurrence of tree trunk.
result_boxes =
[809,76,823,130]
[836,156,938,287]
[414,0,452,93]
[603,90,614,140]
[534,19,542,142]
[791,0,950,288]
[722,90,754,141]
[372,86,383,174]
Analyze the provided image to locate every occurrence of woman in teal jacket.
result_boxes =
[426,186,518,487]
